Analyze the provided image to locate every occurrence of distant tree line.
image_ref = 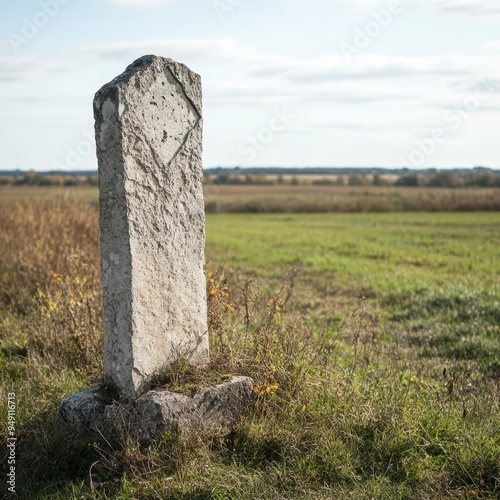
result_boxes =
[1,170,499,189]
[205,170,500,188]
[0,172,98,187]
[207,173,275,186]
[394,171,500,188]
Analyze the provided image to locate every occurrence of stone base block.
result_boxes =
[59,376,254,439]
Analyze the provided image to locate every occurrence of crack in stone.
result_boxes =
[161,67,201,169]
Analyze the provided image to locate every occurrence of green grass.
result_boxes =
[206,213,500,286]
[1,202,499,498]
[207,213,500,377]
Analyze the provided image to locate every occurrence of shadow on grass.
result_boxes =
[14,409,105,498]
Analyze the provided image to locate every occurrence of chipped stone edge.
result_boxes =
[59,376,254,439]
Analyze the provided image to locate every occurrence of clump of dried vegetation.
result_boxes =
[0,197,498,499]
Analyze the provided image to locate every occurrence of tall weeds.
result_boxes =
[0,199,102,375]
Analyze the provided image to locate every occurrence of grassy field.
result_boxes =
[0,192,499,498]
[0,186,98,202]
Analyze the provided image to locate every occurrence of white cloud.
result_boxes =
[83,38,500,84]
[100,0,179,7]
[251,54,500,84]
[434,0,500,14]
[83,37,259,64]
[0,56,72,81]
[337,0,393,8]
[2,38,498,168]
[341,0,500,14]
[5,39,500,112]
[307,119,391,131]
[484,40,500,51]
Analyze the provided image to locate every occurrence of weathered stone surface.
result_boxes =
[59,377,254,437]
[59,385,107,433]
[94,55,208,400]
[135,376,254,436]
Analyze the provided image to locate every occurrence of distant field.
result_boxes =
[2,184,499,212]
[205,184,500,212]
[0,186,98,202]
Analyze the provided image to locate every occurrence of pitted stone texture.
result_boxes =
[59,377,254,437]
[94,55,208,400]
[136,376,254,437]
[59,385,107,433]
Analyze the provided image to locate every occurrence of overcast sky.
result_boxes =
[1,0,500,171]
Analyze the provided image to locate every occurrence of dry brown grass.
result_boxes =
[205,185,500,213]
[0,198,102,375]
[2,184,500,213]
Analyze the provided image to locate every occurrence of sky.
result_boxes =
[1,0,500,171]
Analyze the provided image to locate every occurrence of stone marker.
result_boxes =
[94,55,208,401]
[60,55,253,437]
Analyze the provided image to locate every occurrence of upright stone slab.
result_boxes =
[60,55,252,437]
[94,55,208,400]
